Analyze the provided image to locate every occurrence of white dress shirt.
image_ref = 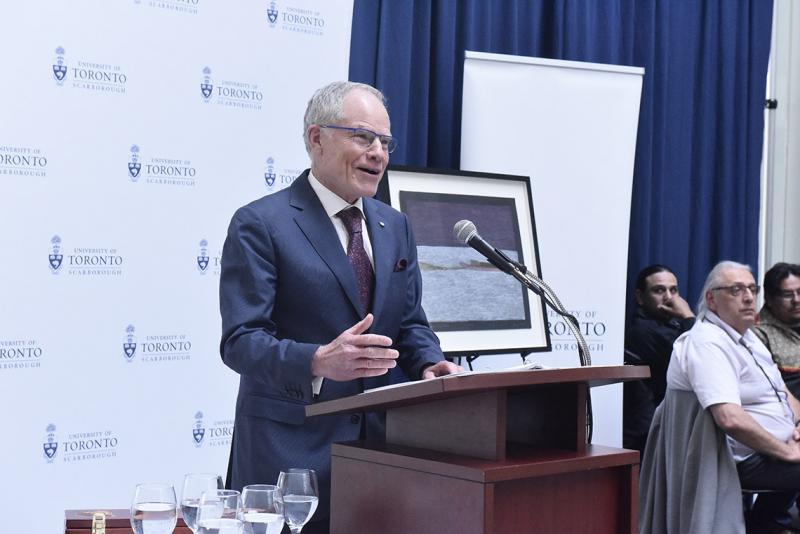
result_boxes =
[306,171,375,396]
[667,310,796,461]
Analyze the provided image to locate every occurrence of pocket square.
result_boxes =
[393,258,408,272]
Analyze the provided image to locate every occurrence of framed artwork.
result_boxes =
[379,166,550,356]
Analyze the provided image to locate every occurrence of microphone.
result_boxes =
[453,220,515,274]
[452,221,593,373]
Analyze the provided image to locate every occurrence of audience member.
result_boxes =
[624,264,695,453]
[753,262,800,398]
[667,261,800,534]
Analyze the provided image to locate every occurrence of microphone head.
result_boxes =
[453,219,477,244]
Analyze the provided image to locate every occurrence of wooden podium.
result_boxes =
[306,365,649,534]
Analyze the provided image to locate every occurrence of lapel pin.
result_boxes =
[379,221,385,227]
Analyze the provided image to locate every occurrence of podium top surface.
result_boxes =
[306,364,648,417]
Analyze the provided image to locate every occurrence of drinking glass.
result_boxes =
[196,489,243,534]
[241,484,284,534]
[277,469,319,534]
[130,483,178,534]
[181,473,224,533]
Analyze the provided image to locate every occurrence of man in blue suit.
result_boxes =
[219,81,459,533]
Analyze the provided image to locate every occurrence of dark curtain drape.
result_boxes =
[349,0,773,313]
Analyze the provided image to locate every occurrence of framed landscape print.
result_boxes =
[381,166,550,356]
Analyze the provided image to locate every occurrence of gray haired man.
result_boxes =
[666,261,800,533]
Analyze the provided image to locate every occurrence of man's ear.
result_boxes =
[706,290,717,312]
[635,288,644,306]
[307,125,322,151]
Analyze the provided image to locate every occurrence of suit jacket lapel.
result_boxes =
[364,198,392,321]
[289,172,362,316]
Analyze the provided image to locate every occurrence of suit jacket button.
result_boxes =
[350,414,361,424]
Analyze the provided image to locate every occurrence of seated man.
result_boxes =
[624,264,695,453]
[753,262,800,397]
[666,261,800,534]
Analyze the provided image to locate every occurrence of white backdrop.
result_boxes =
[0,1,353,532]
[461,51,643,446]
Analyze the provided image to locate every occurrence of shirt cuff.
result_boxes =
[311,376,323,397]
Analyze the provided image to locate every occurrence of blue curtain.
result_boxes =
[349,0,773,312]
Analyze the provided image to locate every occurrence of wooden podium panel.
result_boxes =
[307,365,648,418]
[308,366,647,459]
[330,442,638,534]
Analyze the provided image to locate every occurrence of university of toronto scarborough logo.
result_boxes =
[43,423,58,462]
[201,67,213,101]
[123,325,137,362]
[193,411,205,446]
[197,240,209,273]
[52,47,67,84]
[265,157,276,188]
[49,235,63,273]
[267,1,278,25]
[128,145,141,181]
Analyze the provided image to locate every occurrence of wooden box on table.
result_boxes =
[64,508,191,534]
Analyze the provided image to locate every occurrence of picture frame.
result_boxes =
[379,165,551,357]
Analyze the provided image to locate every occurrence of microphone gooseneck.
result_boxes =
[451,219,591,367]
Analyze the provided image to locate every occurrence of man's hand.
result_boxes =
[311,314,399,381]
[784,438,800,462]
[422,360,463,380]
[658,295,695,319]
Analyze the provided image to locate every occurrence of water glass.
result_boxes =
[181,473,224,533]
[196,489,243,534]
[130,483,178,534]
[277,469,319,534]
[242,484,284,534]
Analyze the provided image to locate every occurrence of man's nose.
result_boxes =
[366,140,387,159]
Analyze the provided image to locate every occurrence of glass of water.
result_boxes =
[241,484,284,534]
[277,469,319,534]
[181,473,224,533]
[196,489,243,534]
[130,483,178,534]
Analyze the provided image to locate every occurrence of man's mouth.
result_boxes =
[357,166,381,176]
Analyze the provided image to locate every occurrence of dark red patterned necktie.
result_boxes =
[338,207,374,314]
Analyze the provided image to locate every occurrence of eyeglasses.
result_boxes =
[711,284,760,297]
[777,289,800,301]
[320,125,398,153]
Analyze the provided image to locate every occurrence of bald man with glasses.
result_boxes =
[666,261,800,533]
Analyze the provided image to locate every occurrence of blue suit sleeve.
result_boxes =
[219,205,317,401]
[394,214,445,379]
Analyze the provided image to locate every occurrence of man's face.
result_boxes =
[767,274,800,326]
[706,267,758,334]
[307,89,390,204]
[636,271,680,320]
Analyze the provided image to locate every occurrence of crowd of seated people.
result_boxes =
[630,261,800,534]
